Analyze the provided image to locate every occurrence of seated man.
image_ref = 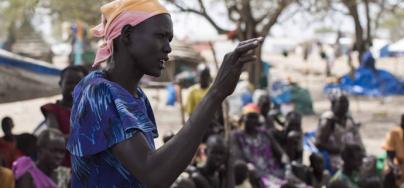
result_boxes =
[232,104,287,184]
[328,144,365,188]
[191,135,228,188]
[13,129,71,188]
[315,94,364,173]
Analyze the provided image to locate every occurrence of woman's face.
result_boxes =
[244,113,260,131]
[124,14,173,77]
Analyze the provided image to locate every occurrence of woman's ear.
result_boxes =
[121,24,132,45]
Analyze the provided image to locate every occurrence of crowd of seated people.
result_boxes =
[0,64,402,188]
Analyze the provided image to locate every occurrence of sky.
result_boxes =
[163,1,357,42]
[29,0,397,46]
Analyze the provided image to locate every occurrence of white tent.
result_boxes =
[389,38,404,52]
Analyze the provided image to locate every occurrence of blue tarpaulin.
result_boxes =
[325,51,404,96]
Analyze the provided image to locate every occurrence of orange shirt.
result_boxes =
[0,167,15,188]
[382,127,404,185]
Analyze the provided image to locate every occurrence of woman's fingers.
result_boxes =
[240,50,255,57]
[238,56,257,63]
[235,42,259,56]
[239,37,263,45]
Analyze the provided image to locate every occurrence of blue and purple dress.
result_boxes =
[67,71,158,187]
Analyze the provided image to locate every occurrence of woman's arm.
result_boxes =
[112,38,263,187]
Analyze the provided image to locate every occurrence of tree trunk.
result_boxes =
[364,0,372,46]
[344,0,366,62]
[247,45,262,88]
[244,31,262,87]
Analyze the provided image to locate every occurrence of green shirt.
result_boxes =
[330,170,359,188]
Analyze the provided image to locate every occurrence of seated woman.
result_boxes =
[315,94,364,173]
[231,104,287,185]
[13,129,71,188]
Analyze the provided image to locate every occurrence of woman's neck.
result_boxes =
[107,55,143,96]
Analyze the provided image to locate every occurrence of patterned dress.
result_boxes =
[67,71,158,187]
[233,129,284,179]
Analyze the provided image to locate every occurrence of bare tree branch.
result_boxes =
[223,0,240,22]
[168,0,229,34]
[261,0,292,37]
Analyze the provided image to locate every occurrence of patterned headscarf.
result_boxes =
[242,103,260,115]
[92,0,169,67]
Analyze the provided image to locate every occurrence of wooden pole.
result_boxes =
[178,85,186,127]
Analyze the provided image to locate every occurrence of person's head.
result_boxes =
[92,0,172,78]
[198,66,211,89]
[16,133,38,160]
[285,111,302,133]
[37,129,66,170]
[309,153,324,174]
[109,14,173,77]
[257,94,271,116]
[331,94,349,117]
[400,114,404,130]
[205,135,227,170]
[241,104,261,133]
[1,116,14,136]
[162,132,174,143]
[243,113,260,133]
[341,144,364,173]
[59,65,87,99]
[234,160,249,185]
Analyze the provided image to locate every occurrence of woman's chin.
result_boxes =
[146,70,162,77]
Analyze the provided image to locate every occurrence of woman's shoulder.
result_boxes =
[75,71,129,102]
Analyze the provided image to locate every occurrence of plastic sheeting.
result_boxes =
[325,68,404,96]
[271,81,315,115]
[325,51,404,96]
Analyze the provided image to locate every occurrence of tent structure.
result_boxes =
[324,52,404,96]
[389,38,404,54]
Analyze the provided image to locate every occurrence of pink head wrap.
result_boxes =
[92,0,169,67]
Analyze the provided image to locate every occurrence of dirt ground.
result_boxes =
[1,54,403,156]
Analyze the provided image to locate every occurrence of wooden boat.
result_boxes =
[0,49,60,103]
